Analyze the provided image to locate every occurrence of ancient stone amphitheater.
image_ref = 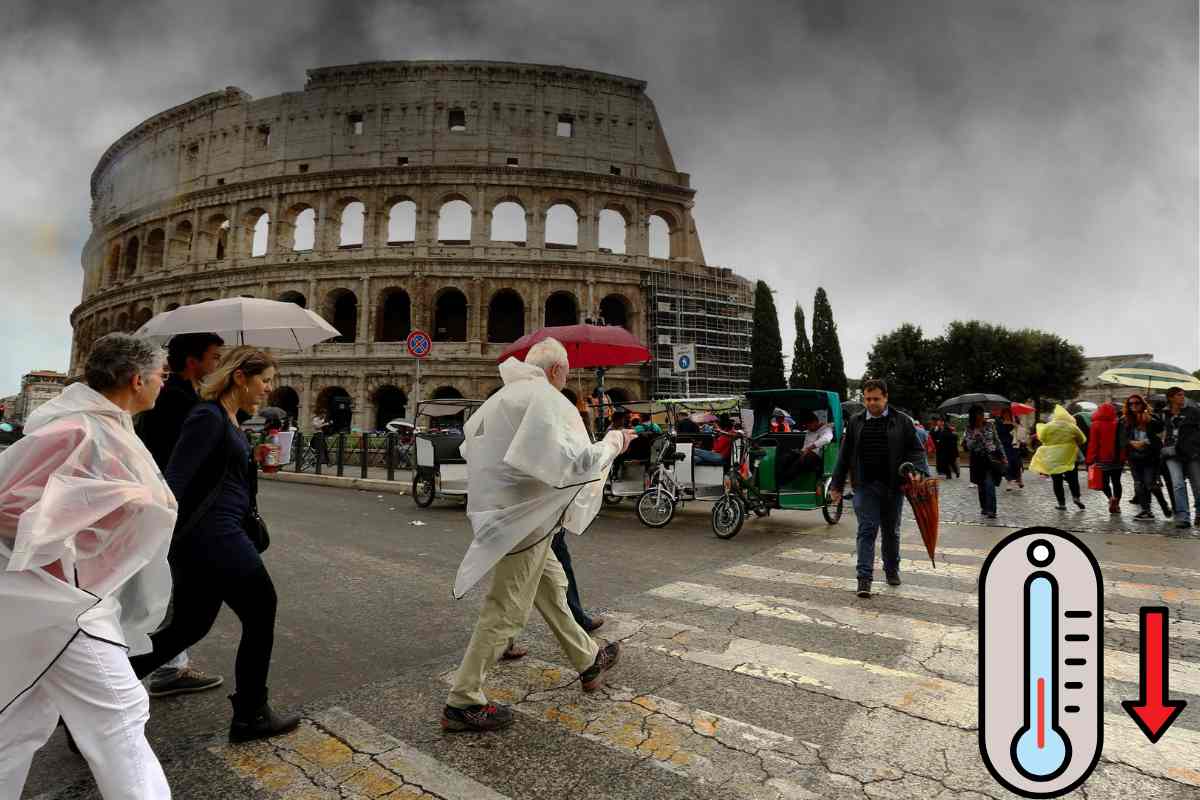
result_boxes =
[72,61,753,431]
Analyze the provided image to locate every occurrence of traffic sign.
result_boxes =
[406,330,432,359]
[673,344,696,374]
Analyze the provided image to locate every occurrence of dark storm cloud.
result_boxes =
[0,0,1195,396]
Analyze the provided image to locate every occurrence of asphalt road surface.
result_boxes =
[22,478,1200,799]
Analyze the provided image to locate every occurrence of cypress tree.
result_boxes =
[788,303,813,389]
[810,287,848,400]
[749,280,786,390]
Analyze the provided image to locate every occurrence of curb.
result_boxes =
[260,470,412,495]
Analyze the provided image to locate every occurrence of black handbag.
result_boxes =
[244,506,270,553]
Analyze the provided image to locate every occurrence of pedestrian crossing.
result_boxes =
[204,531,1200,798]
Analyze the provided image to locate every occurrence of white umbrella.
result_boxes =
[135,298,340,350]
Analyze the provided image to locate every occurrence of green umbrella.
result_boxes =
[1098,361,1200,392]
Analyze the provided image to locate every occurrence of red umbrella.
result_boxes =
[1011,402,1035,416]
[497,325,651,369]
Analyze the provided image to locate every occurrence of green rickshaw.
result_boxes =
[711,388,844,539]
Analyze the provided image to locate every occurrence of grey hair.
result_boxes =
[525,338,569,373]
[84,333,166,393]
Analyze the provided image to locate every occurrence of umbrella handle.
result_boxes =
[898,461,919,479]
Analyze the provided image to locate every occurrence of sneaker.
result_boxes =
[1134,510,1154,520]
[580,642,620,692]
[1177,518,1193,530]
[856,578,872,598]
[441,703,514,733]
[149,667,224,698]
[1194,515,1200,528]
[1055,504,1067,511]
[885,572,901,587]
[986,512,997,519]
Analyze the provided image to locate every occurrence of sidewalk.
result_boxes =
[261,465,414,494]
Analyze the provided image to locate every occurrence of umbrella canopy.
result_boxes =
[1098,360,1200,392]
[1010,402,1035,416]
[1067,401,1098,414]
[937,393,1011,415]
[136,298,340,350]
[497,324,651,369]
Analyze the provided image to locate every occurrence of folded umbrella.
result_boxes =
[899,463,939,566]
[136,298,341,351]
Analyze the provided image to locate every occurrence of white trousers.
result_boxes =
[0,634,170,800]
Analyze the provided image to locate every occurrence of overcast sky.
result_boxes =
[1,0,1196,396]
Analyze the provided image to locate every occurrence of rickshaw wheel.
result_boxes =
[821,478,843,524]
[636,488,675,528]
[712,495,745,539]
[603,488,624,506]
[412,474,435,508]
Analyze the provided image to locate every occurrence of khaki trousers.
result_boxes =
[447,534,599,708]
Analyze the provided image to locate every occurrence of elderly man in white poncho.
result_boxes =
[441,338,635,732]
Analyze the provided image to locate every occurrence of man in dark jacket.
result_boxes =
[1162,386,1200,530]
[829,379,926,598]
[135,332,225,696]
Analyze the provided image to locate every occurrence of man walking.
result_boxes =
[1162,386,1200,530]
[443,339,635,732]
[135,332,225,697]
[828,379,926,598]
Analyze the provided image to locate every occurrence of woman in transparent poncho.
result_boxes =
[0,333,176,799]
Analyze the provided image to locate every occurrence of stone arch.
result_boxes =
[279,203,316,252]
[376,288,412,342]
[599,293,632,331]
[278,290,307,308]
[201,214,230,260]
[544,290,578,327]
[490,200,527,243]
[316,385,353,431]
[322,288,358,343]
[648,210,678,260]
[371,385,408,429]
[133,307,153,331]
[242,208,270,257]
[143,228,165,272]
[487,288,525,343]
[268,386,300,423]
[544,203,579,248]
[168,220,192,267]
[598,208,628,254]
[338,199,365,248]
[123,236,140,277]
[387,199,416,244]
[431,385,464,400]
[433,287,468,342]
[437,197,472,243]
[105,242,122,285]
[115,311,129,332]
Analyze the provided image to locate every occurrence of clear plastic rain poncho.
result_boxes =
[0,383,177,712]
[1029,404,1087,476]
[452,358,624,598]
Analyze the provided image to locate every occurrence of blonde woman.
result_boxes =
[129,346,300,743]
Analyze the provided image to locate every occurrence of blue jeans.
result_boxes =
[551,528,591,627]
[977,473,997,515]
[693,448,724,466]
[852,481,904,581]
[1165,458,1200,521]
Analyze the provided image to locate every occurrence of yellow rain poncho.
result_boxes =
[1030,405,1087,476]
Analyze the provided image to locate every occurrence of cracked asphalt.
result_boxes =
[21,479,1200,799]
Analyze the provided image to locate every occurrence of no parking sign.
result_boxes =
[406,330,432,359]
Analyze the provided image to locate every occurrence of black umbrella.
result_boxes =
[937,393,1011,415]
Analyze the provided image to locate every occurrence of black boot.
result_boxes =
[229,690,300,743]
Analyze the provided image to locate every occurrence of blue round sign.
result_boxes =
[406,330,432,359]
[678,354,692,370]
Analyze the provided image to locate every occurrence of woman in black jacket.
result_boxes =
[1124,394,1171,520]
[961,405,1005,519]
[130,346,299,742]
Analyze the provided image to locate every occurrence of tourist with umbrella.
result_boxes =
[1122,394,1172,521]
[1085,402,1126,514]
[961,405,1005,519]
[1030,405,1087,511]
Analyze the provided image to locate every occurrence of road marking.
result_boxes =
[647,581,1200,695]
[719,564,1200,642]
[211,706,509,799]
[778,546,1200,608]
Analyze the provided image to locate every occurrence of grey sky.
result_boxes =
[1,0,1196,396]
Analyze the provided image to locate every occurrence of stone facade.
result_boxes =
[1075,353,1154,405]
[7,371,68,424]
[71,60,753,431]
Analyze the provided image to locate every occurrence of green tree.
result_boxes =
[864,324,940,416]
[788,303,814,389]
[810,287,848,400]
[749,280,786,390]
[931,321,1011,398]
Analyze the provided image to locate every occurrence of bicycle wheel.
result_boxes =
[821,477,844,524]
[412,474,435,507]
[637,487,675,528]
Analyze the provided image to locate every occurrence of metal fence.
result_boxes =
[288,432,413,480]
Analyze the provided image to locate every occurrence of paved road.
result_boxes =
[23,479,1200,799]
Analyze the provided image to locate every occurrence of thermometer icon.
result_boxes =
[980,527,1103,798]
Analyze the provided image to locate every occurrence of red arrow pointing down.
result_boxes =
[1122,606,1188,743]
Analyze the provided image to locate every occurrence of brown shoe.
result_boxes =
[582,616,605,633]
[500,643,527,661]
[580,641,620,692]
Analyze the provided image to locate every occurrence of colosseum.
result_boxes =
[71,60,754,431]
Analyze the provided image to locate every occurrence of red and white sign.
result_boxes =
[406,330,432,359]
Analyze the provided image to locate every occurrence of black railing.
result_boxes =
[287,431,412,480]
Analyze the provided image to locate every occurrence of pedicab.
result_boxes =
[411,399,484,508]
[711,388,844,539]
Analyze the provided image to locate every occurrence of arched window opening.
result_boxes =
[168,221,192,267]
[216,220,229,259]
[339,201,365,247]
[106,243,121,285]
[487,289,525,343]
[164,303,181,312]
[323,289,358,343]
[387,201,416,244]
[293,208,316,251]
[316,386,353,432]
[133,308,153,331]
[545,204,578,248]
[143,229,165,272]
[372,385,408,430]
[598,209,627,254]
[437,200,472,243]
[377,289,412,342]
[123,237,140,277]
[544,291,578,327]
[250,212,270,257]
[648,214,671,260]
[278,291,307,309]
[268,387,300,424]
[432,386,464,400]
[490,202,526,243]
[600,294,631,330]
[448,108,466,132]
[115,312,129,332]
[434,289,468,342]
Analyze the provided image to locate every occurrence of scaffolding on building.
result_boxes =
[643,266,754,399]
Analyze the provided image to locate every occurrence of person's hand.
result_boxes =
[620,428,637,453]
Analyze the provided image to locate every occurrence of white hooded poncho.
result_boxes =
[0,383,177,712]
[452,358,624,598]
